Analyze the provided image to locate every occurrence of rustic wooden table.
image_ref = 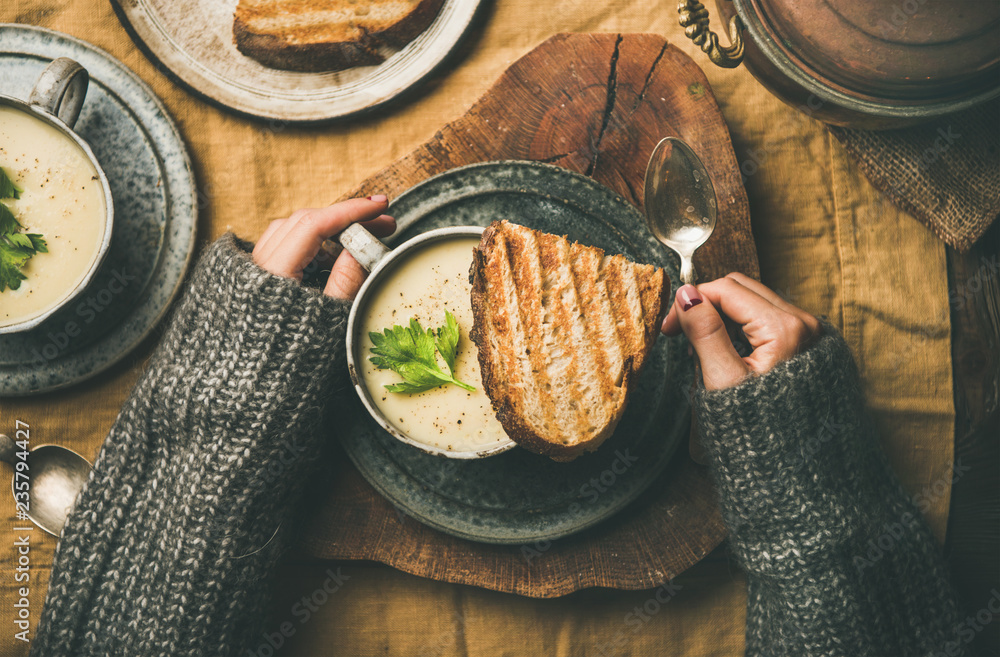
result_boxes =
[0,1,996,655]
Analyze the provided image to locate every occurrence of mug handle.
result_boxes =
[337,222,392,273]
[28,57,89,128]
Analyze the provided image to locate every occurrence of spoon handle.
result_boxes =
[0,434,16,466]
[680,254,696,286]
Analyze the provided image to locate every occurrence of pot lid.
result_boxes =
[741,0,1000,101]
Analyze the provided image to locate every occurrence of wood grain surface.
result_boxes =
[296,33,758,598]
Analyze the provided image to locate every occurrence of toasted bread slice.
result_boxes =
[470,221,670,462]
[233,0,445,72]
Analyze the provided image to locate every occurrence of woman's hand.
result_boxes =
[661,272,821,390]
[253,196,396,300]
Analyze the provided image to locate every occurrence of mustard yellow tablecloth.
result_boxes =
[0,1,954,655]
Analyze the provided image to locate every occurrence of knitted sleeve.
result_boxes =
[31,233,351,657]
[695,323,963,656]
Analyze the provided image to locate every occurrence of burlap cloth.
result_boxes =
[0,1,957,655]
[830,99,1000,253]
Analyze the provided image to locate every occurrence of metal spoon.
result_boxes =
[643,137,718,285]
[0,433,91,536]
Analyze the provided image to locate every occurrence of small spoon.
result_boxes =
[643,137,718,285]
[0,433,91,536]
[644,137,719,466]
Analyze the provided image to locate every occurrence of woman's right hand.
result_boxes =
[252,196,395,300]
[660,273,821,390]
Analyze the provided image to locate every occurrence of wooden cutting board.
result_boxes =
[297,32,757,598]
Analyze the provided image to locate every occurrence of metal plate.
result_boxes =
[0,24,197,396]
[339,161,692,544]
[110,0,484,122]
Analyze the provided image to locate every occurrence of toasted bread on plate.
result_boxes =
[234,0,445,72]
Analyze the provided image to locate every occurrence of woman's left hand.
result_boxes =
[253,195,396,300]
[660,273,822,390]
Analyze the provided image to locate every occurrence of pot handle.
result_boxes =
[337,222,392,273]
[28,57,89,128]
[677,0,745,69]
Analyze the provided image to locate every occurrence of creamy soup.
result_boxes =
[0,105,107,328]
[358,236,512,453]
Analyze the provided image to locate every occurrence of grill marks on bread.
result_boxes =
[500,228,552,433]
[540,233,592,439]
[471,221,669,461]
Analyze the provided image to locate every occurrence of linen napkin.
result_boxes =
[828,99,1000,252]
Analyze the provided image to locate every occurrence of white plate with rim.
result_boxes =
[110,0,486,122]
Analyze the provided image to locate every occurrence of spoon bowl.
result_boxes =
[643,137,718,285]
[0,434,91,535]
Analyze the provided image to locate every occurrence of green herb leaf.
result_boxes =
[434,310,461,374]
[0,236,34,291]
[0,179,47,292]
[0,202,20,235]
[0,167,21,200]
[7,232,32,249]
[5,232,47,255]
[25,233,47,253]
[368,314,476,394]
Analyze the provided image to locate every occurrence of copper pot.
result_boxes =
[678,0,1000,128]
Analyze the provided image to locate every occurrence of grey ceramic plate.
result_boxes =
[339,161,693,544]
[110,0,484,122]
[0,25,197,396]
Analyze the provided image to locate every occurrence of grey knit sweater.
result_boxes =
[695,328,963,656]
[31,235,962,656]
[32,235,351,655]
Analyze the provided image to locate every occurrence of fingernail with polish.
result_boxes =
[679,284,703,311]
[366,194,388,203]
